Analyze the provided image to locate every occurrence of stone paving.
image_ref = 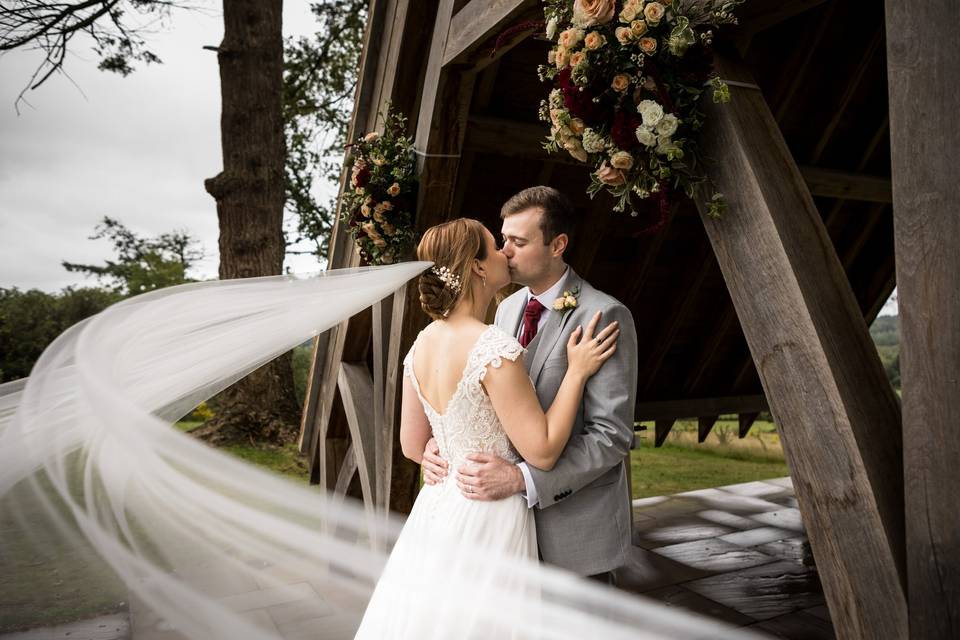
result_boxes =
[3,476,832,640]
[618,477,835,639]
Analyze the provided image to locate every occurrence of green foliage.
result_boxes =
[283,0,368,262]
[292,344,314,407]
[0,287,121,382]
[869,314,900,347]
[62,217,204,295]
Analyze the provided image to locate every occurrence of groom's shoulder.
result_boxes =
[577,277,626,312]
[501,287,527,306]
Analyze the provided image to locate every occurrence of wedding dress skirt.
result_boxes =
[355,325,538,639]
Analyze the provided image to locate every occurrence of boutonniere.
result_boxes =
[551,285,580,324]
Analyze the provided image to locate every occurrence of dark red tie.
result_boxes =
[520,298,546,348]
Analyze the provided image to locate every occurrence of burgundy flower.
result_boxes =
[352,165,371,189]
[610,110,642,151]
[558,68,605,125]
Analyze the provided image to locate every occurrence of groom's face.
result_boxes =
[501,207,555,286]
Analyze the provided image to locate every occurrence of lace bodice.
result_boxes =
[404,325,524,475]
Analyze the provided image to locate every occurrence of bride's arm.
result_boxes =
[400,375,432,463]
[483,315,618,471]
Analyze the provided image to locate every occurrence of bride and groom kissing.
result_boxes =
[355,185,639,636]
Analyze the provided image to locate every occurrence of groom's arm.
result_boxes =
[525,302,638,508]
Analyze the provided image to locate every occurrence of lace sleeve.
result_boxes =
[475,327,525,383]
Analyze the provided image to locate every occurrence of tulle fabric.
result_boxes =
[0,263,761,639]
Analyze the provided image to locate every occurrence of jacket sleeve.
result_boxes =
[526,302,638,508]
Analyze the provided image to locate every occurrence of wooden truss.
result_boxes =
[298,0,958,637]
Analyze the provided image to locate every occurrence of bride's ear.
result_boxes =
[471,257,486,279]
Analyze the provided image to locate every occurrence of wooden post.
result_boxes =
[695,54,907,638]
[886,1,960,636]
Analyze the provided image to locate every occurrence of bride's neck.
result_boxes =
[446,286,495,323]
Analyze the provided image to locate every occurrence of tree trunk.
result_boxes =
[200,0,299,445]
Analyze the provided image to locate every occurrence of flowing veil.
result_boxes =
[0,263,760,639]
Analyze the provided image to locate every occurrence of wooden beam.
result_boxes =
[338,362,377,510]
[695,54,907,638]
[887,4,960,636]
[737,0,830,34]
[416,0,476,226]
[698,416,719,443]
[443,0,538,67]
[654,419,675,448]
[640,249,713,395]
[738,412,760,439]
[799,166,892,204]
[772,1,836,123]
[636,394,769,421]
[809,27,885,164]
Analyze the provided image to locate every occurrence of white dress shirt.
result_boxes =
[515,267,569,508]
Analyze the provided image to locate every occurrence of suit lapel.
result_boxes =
[528,269,582,385]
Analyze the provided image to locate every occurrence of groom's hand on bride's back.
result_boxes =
[421,437,448,485]
[457,453,524,501]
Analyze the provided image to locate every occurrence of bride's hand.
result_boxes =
[565,311,619,380]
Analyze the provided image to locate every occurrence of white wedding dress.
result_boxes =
[354,324,538,638]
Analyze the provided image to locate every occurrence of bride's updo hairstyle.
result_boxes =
[416,218,488,320]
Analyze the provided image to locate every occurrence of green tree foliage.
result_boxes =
[62,217,204,295]
[283,0,367,262]
[0,286,121,382]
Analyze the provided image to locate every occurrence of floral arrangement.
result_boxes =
[341,108,418,265]
[539,0,743,222]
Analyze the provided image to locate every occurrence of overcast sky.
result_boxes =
[0,2,331,292]
[0,3,897,315]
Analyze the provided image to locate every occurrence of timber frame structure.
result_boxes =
[297,1,959,638]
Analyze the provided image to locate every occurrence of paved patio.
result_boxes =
[618,477,835,639]
[3,476,833,640]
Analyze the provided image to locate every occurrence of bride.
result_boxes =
[355,218,619,637]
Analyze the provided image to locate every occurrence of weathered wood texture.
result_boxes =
[300,0,438,513]
[886,0,960,636]
[694,54,907,638]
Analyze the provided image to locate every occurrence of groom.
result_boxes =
[421,186,638,582]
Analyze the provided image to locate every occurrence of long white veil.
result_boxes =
[0,263,761,639]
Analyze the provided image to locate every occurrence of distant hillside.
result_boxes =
[870,314,900,388]
[870,314,900,347]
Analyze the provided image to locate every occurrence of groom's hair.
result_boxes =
[500,186,575,245]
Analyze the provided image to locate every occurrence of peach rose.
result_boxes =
[596,163,626,185]
[363,132,380,142]
[639,36,658,54]
[558,28,584,49]
[555,47,571,68]
[584,31,605,50]
[548,49,556,64]
[643,2,665,26]
[630,19,648,37]
[610,150,634,170]
[570,51,586,67]
[569,118,586,135]
[611,74,631,92]
[572,0,616,27]
[615,26,633,45]
[387,182,400,196]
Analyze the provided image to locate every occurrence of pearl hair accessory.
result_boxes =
[430,265,463,296]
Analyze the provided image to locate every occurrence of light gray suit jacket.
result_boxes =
[494,268,638,576]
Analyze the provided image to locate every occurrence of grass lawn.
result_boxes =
[0,469,127,632]
[630,418,789,499]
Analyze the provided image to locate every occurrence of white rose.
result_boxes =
[546,17,558,40]
[655,113,679,137]
[637,99,664,127]
[635,126,657,147]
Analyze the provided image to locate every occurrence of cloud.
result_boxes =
[0,3,327,292]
